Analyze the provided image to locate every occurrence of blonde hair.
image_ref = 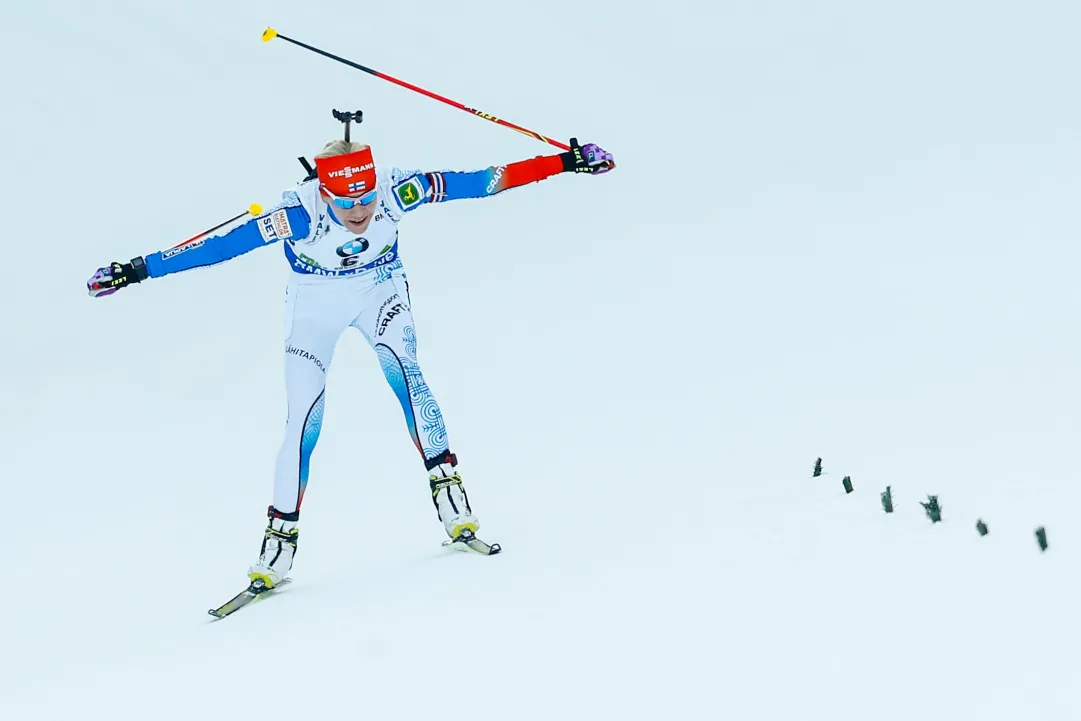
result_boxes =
[315,140,370,158]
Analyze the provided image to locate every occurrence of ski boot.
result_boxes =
[247,506,299,588]
[428,453,501,555]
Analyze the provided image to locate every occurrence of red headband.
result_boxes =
[315,148,376,196]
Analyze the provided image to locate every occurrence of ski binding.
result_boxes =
[443,529,502,556]
[208,578,291,620]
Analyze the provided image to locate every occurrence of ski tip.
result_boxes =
[262,27,278,42]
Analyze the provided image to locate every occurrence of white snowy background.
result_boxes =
[2,0,1079,718]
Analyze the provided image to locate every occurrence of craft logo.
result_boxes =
[486,165,505,194]
[377,294,400,320]
[162,239,204,260]
[327,162,374,179]
[377,303,406,336]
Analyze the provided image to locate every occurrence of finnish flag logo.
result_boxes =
[348,181,367,192]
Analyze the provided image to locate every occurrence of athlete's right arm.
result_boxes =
[145,200,310,278]
[87,194,311,297]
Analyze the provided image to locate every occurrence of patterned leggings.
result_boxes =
[272,266,450,514]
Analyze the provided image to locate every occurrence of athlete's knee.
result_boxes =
[281,387,326,441]
[374,342,406,382]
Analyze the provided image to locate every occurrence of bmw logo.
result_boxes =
[336,238,369,257]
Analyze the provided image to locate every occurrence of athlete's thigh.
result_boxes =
[352,272,414,353]
[284,279,358,378]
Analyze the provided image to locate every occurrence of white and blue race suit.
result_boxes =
[140,158,565,514]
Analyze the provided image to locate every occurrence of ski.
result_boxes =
[208,578,291,620]
[443,529,502,556]
[208,530,496,620]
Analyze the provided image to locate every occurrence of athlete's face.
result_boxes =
[323,191,378,235]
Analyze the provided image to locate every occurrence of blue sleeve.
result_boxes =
[144,199,311,279]
[388,155,566,213]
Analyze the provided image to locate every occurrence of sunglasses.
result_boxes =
[320,185,378,209]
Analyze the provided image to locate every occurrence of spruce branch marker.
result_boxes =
[976,519,989,536]
[881,486,894,513]
[921,495,942,523]
[842,476,854,494]
[813,458,823,478]
[1035,527,1048,552]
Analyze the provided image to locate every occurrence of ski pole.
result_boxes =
[261,28,570,151]
[165,204,263,250]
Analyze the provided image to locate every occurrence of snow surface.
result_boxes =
[3,1,1081,718]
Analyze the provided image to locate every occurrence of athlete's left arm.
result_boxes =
[389,138,613,213]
